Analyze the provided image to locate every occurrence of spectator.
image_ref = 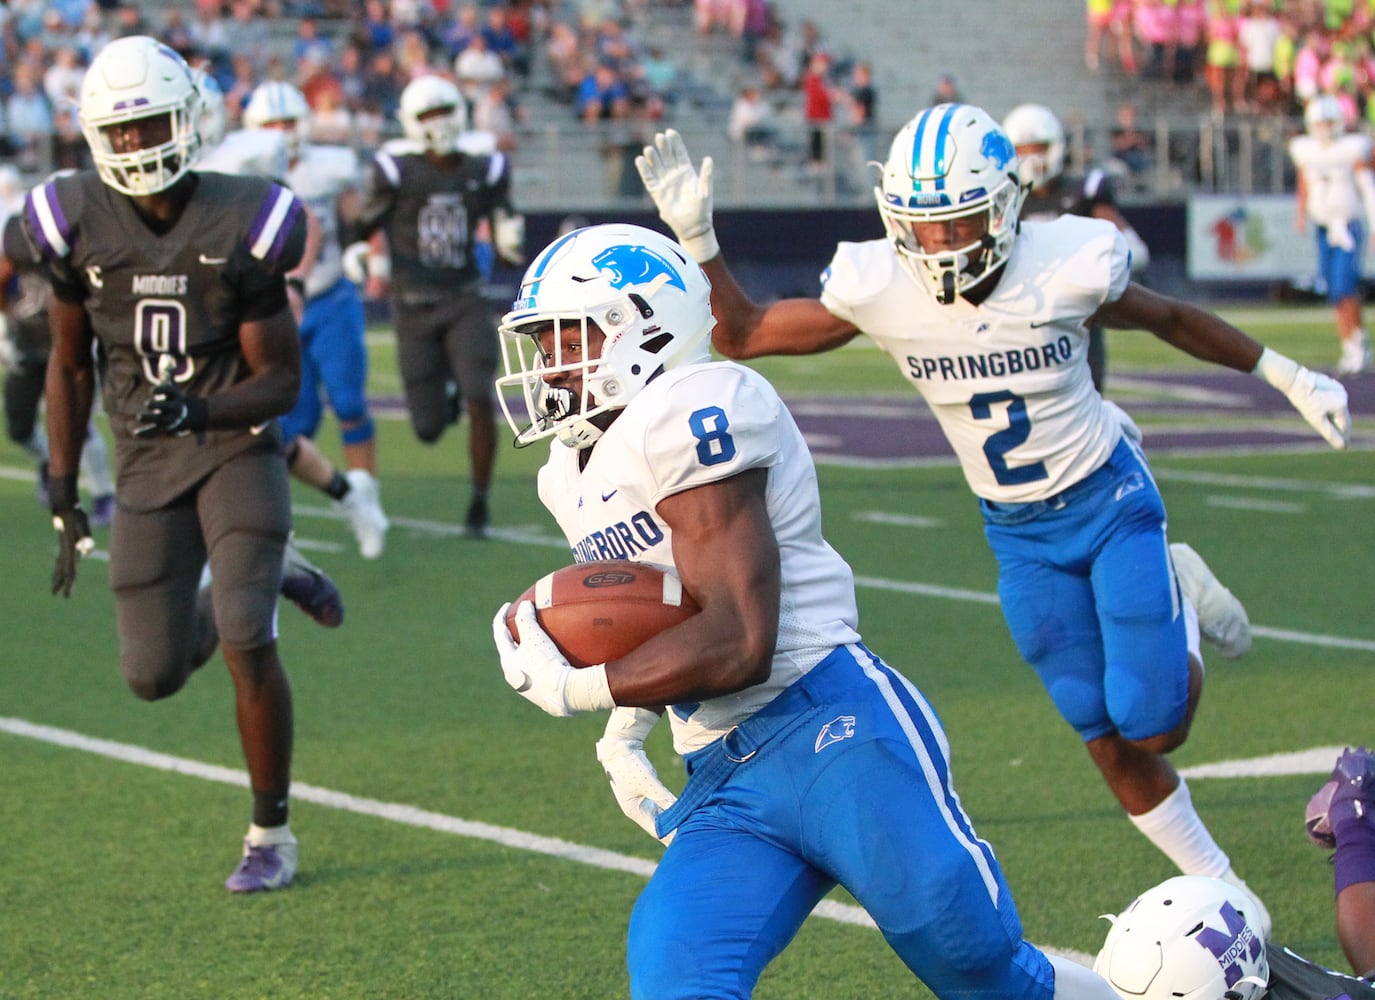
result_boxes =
[355,0,395,54]
[49,105,88,171]
[470,74,521,151]
[187,0,229,63]
[1205,0,1244,114]
[293,17,334,67]
[639,45,679,106]
[801,49,833,174]
[223,52,259,125]
[480,6,521,76]
[1238,0,1283,112]
[847,59,878,163]
[1108,100,1154,178]
[1173,0,1206,85]
[6,61,54,171]
[543,21,585,103]
[222,0,269,56]
[726,83,775,159]
[437,3,478,62]
[42,45,85,111]
[74,6,113,63]
[336,42,369,113]
[1133,0,1178,81]
[159,6,194,56]
[361,47,404,120]
[927,71,963,106]
[454,32,504,94]
[576,60,629,122]
[735,0,770,66]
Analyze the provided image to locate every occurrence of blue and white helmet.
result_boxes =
[1094,876,1269,1000]
[79,36,202,197]
[496,224,714,449]
[875,103,1023,304]
[242,81,310,159]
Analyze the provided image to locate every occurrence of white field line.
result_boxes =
[0,715,1093,963]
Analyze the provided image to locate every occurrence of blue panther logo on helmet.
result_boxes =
[591,244,687,293]
[981,130,1016,169]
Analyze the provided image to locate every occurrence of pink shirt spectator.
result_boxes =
[1134,0,1177,48]
[1176,0,1206,46]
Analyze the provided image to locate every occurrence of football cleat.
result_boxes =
[224,834,297,893]
[339,469,388,559]
[280,539,344,628]
[1170,543,1251,659]
[465,494,489,539]
[1336,331,1371,376]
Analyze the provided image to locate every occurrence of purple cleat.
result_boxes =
[280,539,344,628]
[224,836,297,893]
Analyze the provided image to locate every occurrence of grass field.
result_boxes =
[1,304,1371,998]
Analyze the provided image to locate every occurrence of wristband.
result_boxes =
[1252,346,1299,393]
[564,662,615,713]
[367,254,391,281]
[678,227,719,264]
[48,472,80,514]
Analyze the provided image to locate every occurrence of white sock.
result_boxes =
[247,822,295,847]
[1049,954,1119,1000]
[1183,600,1203,673]
[1128,777,1229,877]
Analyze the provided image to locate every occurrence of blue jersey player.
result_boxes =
[637,107,1354,943]
[491,222,1125,1000]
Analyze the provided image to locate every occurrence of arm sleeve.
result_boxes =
[238,185,308,322]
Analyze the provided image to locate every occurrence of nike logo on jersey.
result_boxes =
[601,490,618,501]
[815,715,856,752]
[199,254,228,265]
[1028,319,1056,328]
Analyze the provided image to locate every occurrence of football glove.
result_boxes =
[341,241,370,284]
[595,707,678,846]
[492,601,614,717]
[1253,347,1350,449]
[49,473,94,598]
[134,381,208,438]
[635,129,719,263]
[493,208,526,266]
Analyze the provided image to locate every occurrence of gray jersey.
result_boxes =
[19,169,307,510]
[354,145,513,301]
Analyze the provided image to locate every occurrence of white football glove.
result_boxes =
[341,241,371,285]
[492,601,615,717]
[634,129,719,263]
[1253,347,1351,449]
[595,707,678,846]
[494,208,525,266]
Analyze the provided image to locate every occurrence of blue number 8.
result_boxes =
[689,406,736,466]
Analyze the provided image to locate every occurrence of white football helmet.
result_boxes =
[1304,94,1345,143]
[242,81,310,159]
[79,36,202,197]
[1094,877,1270,1000]
[875,103,1023,305]
[496,224,714,449]
[193,68,227,151]
[1002,103,1065,189]
[398,75,467,155]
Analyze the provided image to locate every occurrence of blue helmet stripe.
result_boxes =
[909,109,932,191]
[517,229,582,308]
[932,104,958,192]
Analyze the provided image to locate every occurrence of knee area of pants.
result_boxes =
[414,425,445,445]
[339,414,374,444]
[125,669,187,702]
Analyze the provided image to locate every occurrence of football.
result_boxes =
[505,559,700,668]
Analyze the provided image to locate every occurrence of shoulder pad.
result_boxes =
[820,239,895,312]
[23,176,77,260]
[244,182,306,265]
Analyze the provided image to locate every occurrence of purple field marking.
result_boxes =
[375,370,1372,464]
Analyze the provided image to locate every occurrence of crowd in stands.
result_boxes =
[0,0,883,196]
[1086,0,1375,128]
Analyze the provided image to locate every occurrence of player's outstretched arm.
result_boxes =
[1095,283,1350,449]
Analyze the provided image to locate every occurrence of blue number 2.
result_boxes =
[969,390,1048,486]
[688,406,736,466]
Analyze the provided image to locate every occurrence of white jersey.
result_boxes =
[820,215,1130,503]
[1289,133,1374,230]
[195,128,289,182]
[286,144,360,298]
[536,361,861,755]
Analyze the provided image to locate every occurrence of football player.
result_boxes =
[346,73,524,538]
[0,164,116,524]
[491,222,1123,1000]
[1003,102,1151,391]
[1288,94,1375,376]
[241,80,389,558]
[1095,875,1375,999]
[16,36,339,893]
[1306,746,1375,978]
[637,108,1354,942]
[193,71,388,560]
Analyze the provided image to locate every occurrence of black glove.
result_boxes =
[134,381,208,438]
[49,473,93,598]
